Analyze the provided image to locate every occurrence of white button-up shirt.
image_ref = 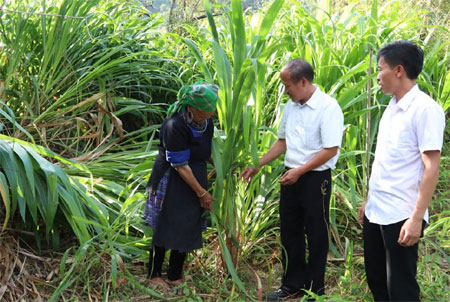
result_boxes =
[366,85,446,225]
[278,85,344,170]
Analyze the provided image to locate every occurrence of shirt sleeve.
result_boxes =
[278,101,291,139]
[162,117,191,168]
[321,100,344,148]
[416,104,446,153]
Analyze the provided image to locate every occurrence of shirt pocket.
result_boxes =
[305,125,322,150]
[293,125,306,145]
[387,129,415,158]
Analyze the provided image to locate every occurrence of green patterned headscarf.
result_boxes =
[167,82,219,116]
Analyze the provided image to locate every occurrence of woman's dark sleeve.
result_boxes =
[162,117,191,168]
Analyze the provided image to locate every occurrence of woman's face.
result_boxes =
[189,106,215,124]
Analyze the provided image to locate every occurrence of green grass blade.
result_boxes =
[0,171,11,231]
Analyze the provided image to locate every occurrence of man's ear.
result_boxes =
[300,77,308,86]
[395,64,405,78]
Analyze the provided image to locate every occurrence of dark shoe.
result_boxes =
[264,286,302,301]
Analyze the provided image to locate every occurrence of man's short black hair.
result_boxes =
[377,40,424,80]
[285,59,314,83]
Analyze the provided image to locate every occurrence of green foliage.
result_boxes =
[0,131,111,245]
[0,0,178,158]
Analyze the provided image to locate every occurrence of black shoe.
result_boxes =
[264,286,302,301]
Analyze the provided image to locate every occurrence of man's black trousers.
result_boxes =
[279,168,331,295]
[363,216,425,301]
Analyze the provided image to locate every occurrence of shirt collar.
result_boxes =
[390,85,420,111]
[295,85,320,109]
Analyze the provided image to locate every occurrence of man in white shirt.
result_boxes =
[240,59,344,300]
[358,40,445,301]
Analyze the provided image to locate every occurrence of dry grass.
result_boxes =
[0,231,58,301]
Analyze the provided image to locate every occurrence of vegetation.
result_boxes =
[0,0,448,301]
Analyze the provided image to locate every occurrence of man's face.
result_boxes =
[280,69,305,103]
[377,56,398,95]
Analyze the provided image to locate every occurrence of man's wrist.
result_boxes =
[257,159,264,170]
[410,214,424,223]
[410,208,426,222]
[295,166,305,176]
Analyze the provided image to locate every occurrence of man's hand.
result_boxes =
[397,150,440,247]
[278,168,303,185]
[398,218,422,247]
[239,166,260,183]
[358,200,368,225]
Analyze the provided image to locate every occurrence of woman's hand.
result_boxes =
[175,165,216,211]
[198,191,216,211]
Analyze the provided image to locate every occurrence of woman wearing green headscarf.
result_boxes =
[144,82,219,289]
